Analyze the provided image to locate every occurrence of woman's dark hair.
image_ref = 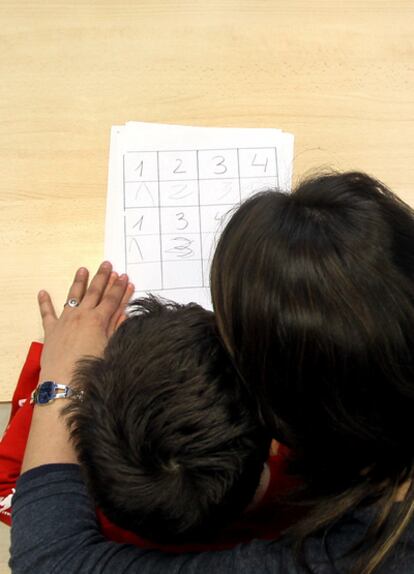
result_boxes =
[65,296,271,544]
[210,171,414,573]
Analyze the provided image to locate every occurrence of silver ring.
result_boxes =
[64,298,79,308]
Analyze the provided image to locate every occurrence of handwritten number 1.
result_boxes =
[134,160,144,177]
[133,215,144,231]
[129,238,143,261]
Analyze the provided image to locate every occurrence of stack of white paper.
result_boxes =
[105,122,294,309]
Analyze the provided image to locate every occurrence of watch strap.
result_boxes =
[31,381,84,405]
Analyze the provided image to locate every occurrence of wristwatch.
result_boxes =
[31,381,83,405]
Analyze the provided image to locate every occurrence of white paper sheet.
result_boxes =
[105,122,294,309]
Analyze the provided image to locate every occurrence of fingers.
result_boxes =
[64,267,89,308]
[108,312,127,337]
[81,261,113,309]
[115,313,128,330]
[38,290,57,333]
[103,271,119,299]
[108,281,134,335]
[53,261,130,331]
[98,274,130,321]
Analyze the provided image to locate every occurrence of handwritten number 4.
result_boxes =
[251,153,268,173]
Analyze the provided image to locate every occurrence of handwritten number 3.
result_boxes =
[212,155,227,175]
[176,212,189,230]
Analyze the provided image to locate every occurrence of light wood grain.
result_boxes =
[1,1,413,404]
[0,403,11,571]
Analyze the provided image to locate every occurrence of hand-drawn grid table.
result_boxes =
[123,148,279,291]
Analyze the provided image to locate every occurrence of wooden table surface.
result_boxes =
[0,0,413,401]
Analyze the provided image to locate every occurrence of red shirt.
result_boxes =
[0,342,299,551]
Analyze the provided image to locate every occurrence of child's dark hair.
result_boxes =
[210,172,414,573]
[65,296,270,544]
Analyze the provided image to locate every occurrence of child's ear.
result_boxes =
[269,439,280,457]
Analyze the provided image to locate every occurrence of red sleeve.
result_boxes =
[0,342,42,525]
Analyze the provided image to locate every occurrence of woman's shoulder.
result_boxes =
[299,504,414,573]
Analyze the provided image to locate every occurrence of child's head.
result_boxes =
[66,296,270,544]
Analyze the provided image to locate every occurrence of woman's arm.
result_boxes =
[21,263,132,473]
[12,464,274,574]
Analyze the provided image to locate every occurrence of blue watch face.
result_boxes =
[37,381,56,404]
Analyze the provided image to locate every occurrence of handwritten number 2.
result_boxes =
[169,183,192,200]
[173,158,186,174]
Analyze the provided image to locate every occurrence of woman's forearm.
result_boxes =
[21,396,78,473]
[11,465,246,574]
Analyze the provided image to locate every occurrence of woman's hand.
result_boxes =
[21,262,134,473]
[38,261,134,383]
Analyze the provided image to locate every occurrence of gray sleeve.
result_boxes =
[9,465,284,574]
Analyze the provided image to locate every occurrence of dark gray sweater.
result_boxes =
[9,465,414,573]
